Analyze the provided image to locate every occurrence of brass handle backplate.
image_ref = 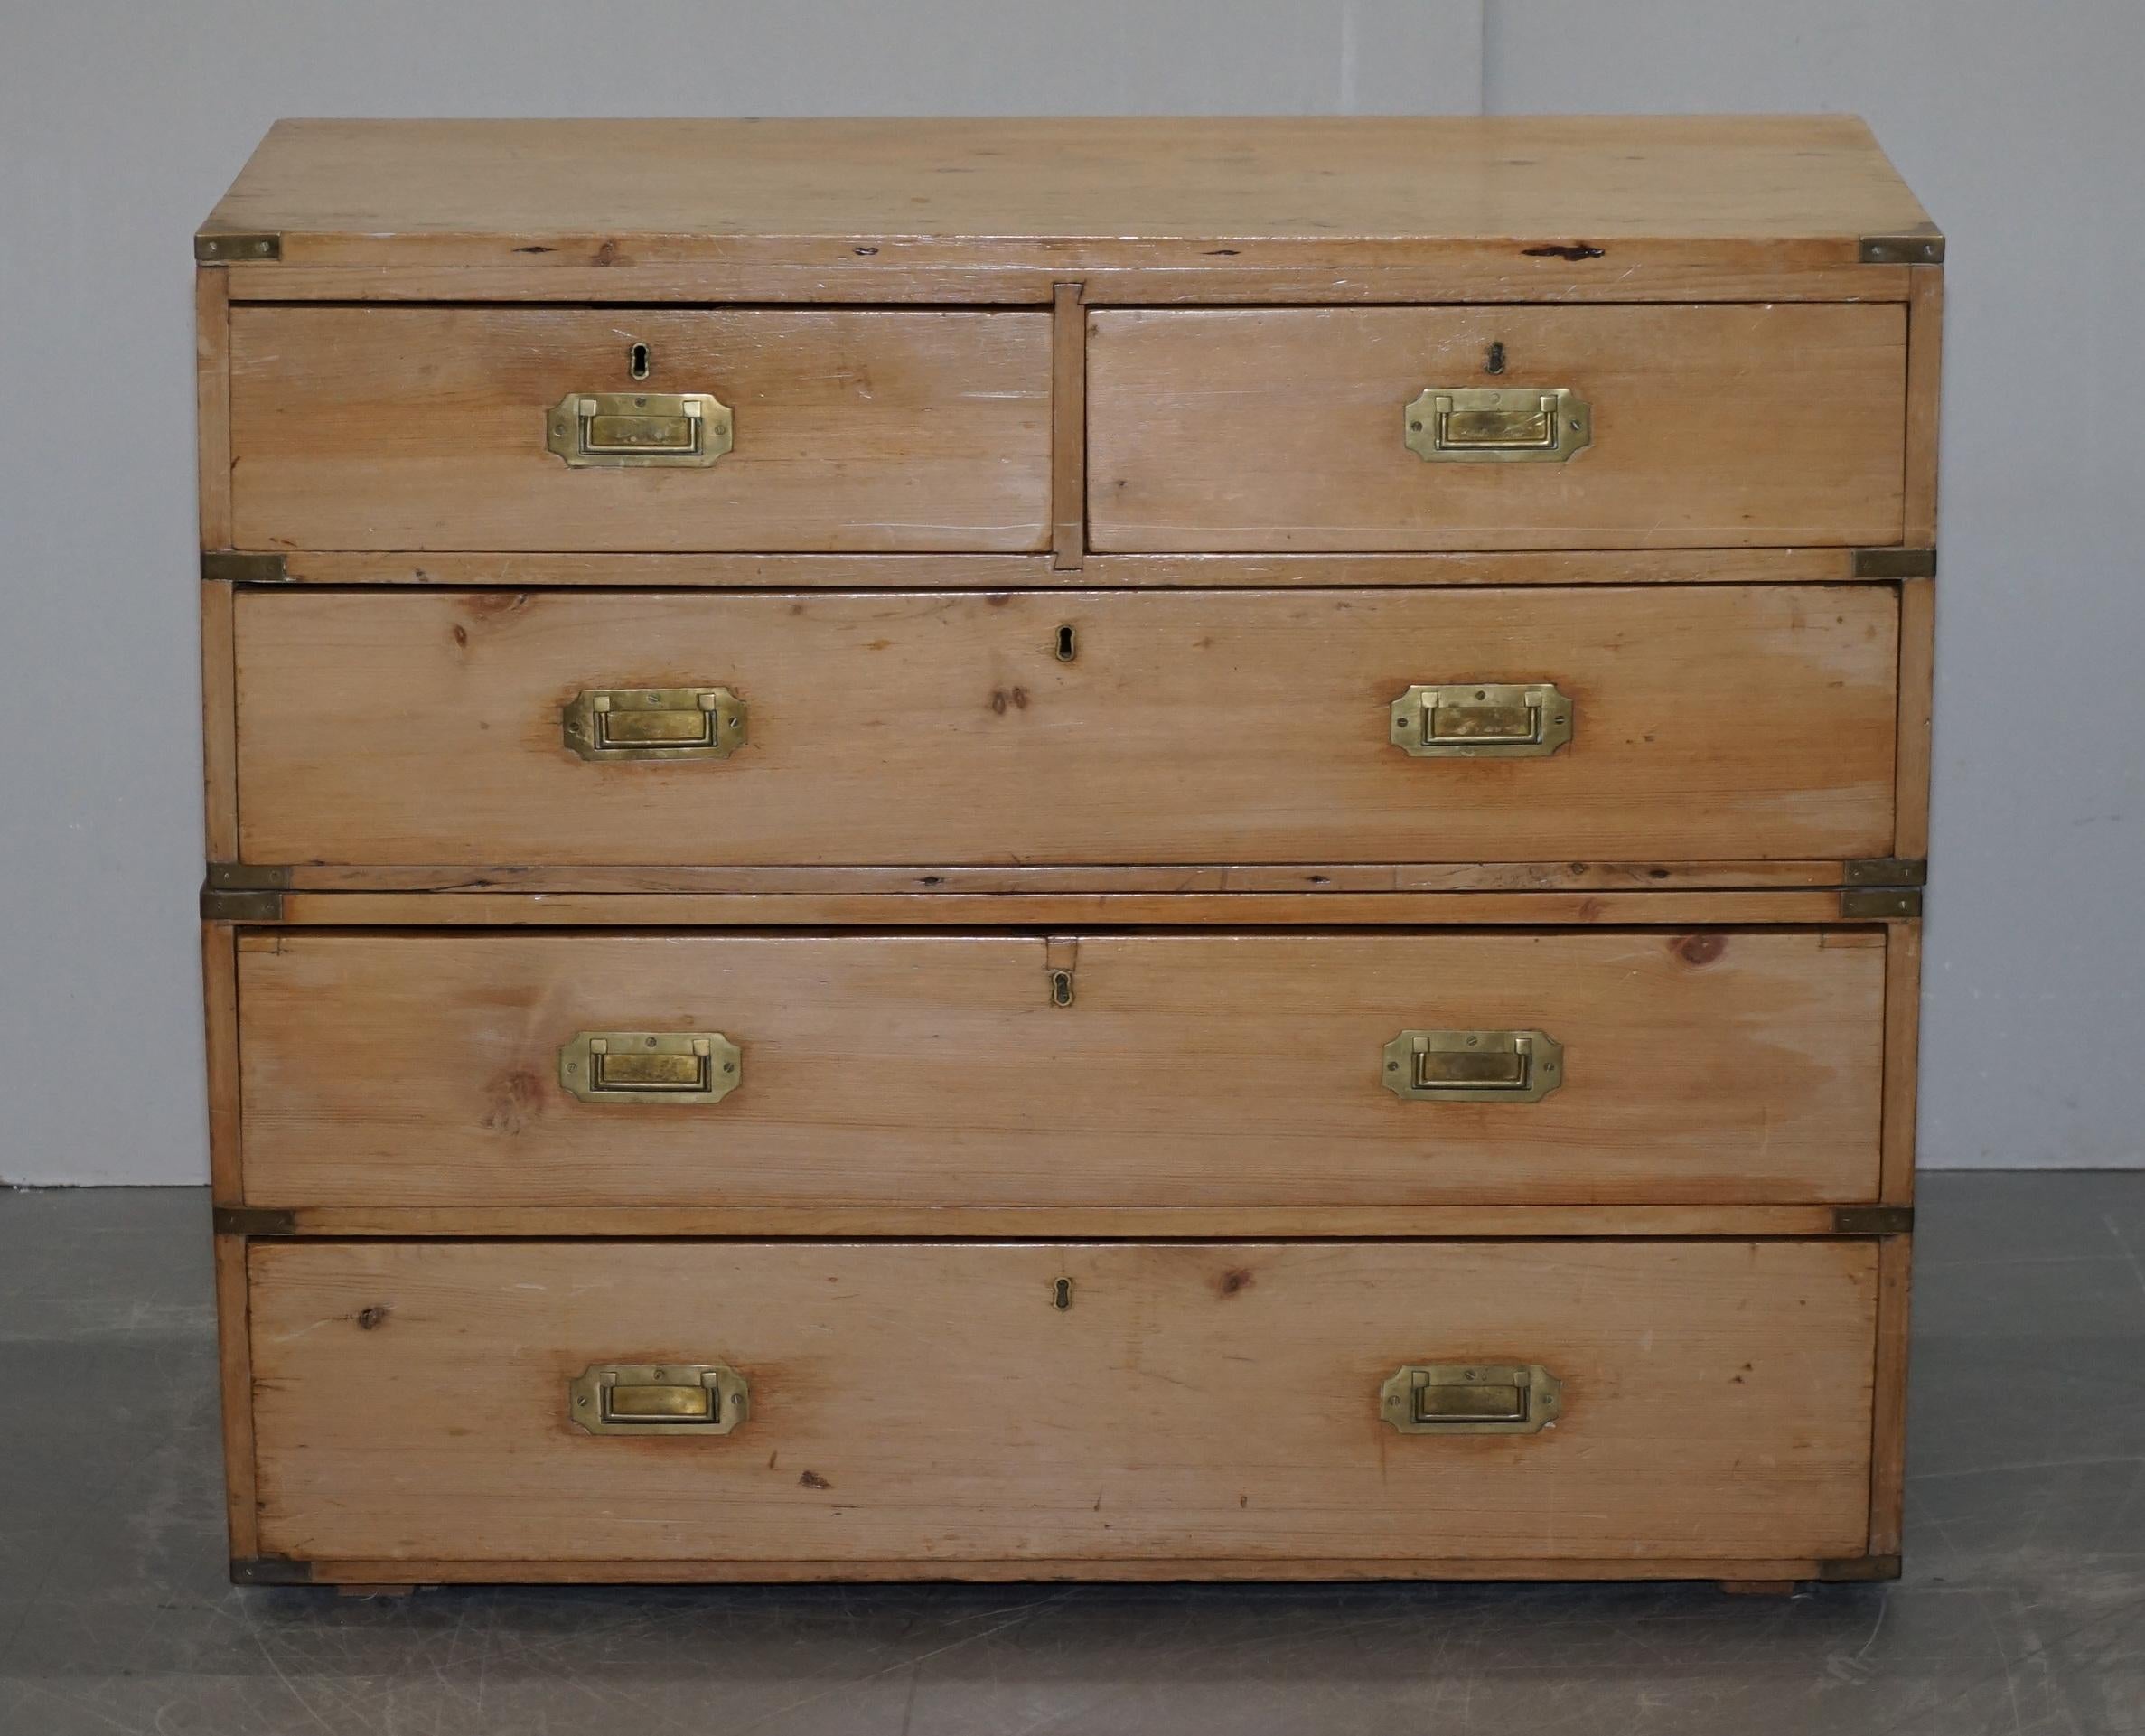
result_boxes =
[568,1362,748,1436]
[547,391,733,467]
[1381,1363,1562,1434]
[1390,682,1573,758]
[1405,387,1590,463]
[563,687,746,761]
[559,1031,741,1105]
[1382,1028,1564,1103]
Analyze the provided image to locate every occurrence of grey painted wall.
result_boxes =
[0,1,2135,1181]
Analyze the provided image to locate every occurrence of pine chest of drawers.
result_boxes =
[197,116,1938,1591]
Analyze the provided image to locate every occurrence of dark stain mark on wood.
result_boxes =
[1219,1267,1254,1297]
[1675,933,1728,966]
[1522,242,1606,260]
[799,1470,832,1490]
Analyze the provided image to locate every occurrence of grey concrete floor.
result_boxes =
[0,1176,2140,1735]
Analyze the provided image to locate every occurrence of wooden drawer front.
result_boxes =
[233,586,1897,866]
[238,928,1885,1208]
[228,307,1052,552]
[248,1239,1877,1565]
[1088,305,1906,551]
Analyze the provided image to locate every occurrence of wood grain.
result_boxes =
[202,924,243,1204]
[1089,305,1907,551]
[240,1204,1858,1239]
[214,1235,258,1559]
[1881,922,1925,1206]
[265,860,1855,895]
[201,116,1934,272]
[236,928,1887,1210]
[248,1238,1879,1565]
[1905,267,1944,546]
[1895,577,1935,860]
[262,548,1860,589]
[194,270,231,549]
[223,259,1911,306]
[229,307,1052,553]
[301,1554,1845,1585]
[1052,282,1086,568]
[264,889,1856,928]
[1869,1234,1914,1555]
[199,581,237,861]
[233,586,1899,867]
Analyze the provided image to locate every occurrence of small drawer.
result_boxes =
[1087,305,1906,551]
[236,927,1887,1208]
[247,1238,1878,1568]
[231,584,1898,868]
[227,306,1052,552]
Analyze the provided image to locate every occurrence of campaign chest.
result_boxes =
[197,116,1938,1591]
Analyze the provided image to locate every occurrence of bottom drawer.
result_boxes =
[248,1239,1878,1571]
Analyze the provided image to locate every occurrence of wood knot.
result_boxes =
[354,1306,389,1331]
[1674,933,1727,966]
[798,1470,832,1489]
[1218,1268,1254,1297]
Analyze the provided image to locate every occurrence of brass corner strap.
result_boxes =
[202,862,290,922]
[1841,887,1923,920]
[1859,231,1944,265]
[1844,859,1928,888]
[231,1555,313,1585]
[201,552,291,584]
[196,231,282,263]
[214,1206,298,1236]
[1832,1206,1915,1235]
[1852,548,1936,579]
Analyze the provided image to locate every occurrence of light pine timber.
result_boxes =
[232,586,1899,868]
[258,549,1864,588]
[201,116,1934,274]
[1895,577,1935,859]
[247,1238,1879,1566]
[1869,1235,1915,1555]
[1088,305,1907,551]
[228,306,1052,553]
[194,269,231,549]
[235,928,1886,1210]
[261,889,1860,927]
[214,1236,258,1559]
[1881,922,1925,1206]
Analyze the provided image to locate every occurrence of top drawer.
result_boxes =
[227,307,1054,553]
[1087,305,1906,552]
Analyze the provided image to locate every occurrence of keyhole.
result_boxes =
[1049,970,1074,1007]
[1485,341,1506,376]
[1052,1278,1074,1310]
[1054,624,1077,662]
[628,342,651,380]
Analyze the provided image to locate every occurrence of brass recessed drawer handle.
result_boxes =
[563,687,746,761]
[1381,1363,1562,1435]
[568,1362,749,1436]
[547,390,733,467]
[1389,682,1573,757]
[1382,1028,1564,1103]
[558,1031,742,1104]
[1404,386,1590,463]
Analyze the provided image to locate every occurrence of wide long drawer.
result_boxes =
[231,585,1898,867]
[227,306,1054,552]
[1088,305,1906,551]
[236,928,1887,1207]
[247,1238,1878,1567]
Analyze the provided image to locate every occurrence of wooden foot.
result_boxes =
[335,1582,417,1599]
[1719,1579,1798,1596]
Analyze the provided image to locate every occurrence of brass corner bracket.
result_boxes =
[201,867,287,923]
[1832,1205,1915,1236]
[1859,232,1944,266]
[1852,548,1936,579]
[231,1555,314,1586]
[196,231,282,264]
[201,552,291,584]
[214,1206,298,1236]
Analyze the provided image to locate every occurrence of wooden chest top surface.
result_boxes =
[200,115,1934,270]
